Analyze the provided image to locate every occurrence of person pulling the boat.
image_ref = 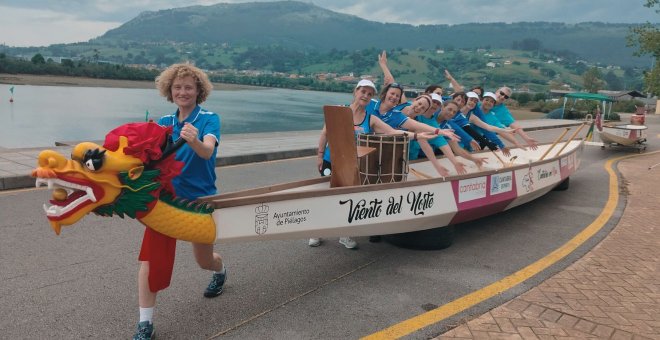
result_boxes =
[133,63,227,339]
[311,79,437,249]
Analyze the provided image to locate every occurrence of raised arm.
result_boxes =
[445,69,464,93]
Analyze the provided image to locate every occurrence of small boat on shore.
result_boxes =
[599,124,647,153]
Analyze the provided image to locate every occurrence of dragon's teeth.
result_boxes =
[43,204,48,214]
[47,180,54,189]
[86,187,96,202]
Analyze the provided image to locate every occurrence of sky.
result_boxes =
[0,0,658,47]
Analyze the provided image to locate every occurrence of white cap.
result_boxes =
[483,91,497,101]
[430,93,443,104]
[466,91,480,99]
[355,79,377,91]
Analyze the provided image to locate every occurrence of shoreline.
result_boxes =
[0,73,264,91]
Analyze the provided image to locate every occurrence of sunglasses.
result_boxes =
[388,82,404,91]
[499,91,510,100]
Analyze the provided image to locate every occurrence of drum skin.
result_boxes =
[357,134,410,184]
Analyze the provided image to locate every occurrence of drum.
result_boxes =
[357,133,410,184]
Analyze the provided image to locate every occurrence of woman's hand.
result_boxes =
[181,123,199,143]
[444,69,454,81]
[439,129,460,142]
[472,157,488,169]
[431,162,450,177]
[451,160,468,175]
[378,50,388,68]
[470,140,481,151]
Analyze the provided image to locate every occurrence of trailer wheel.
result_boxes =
[384,226,455,250]
[553,177,570,191]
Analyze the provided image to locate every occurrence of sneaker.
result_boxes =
[204,267,227,298]
[339,237,358,249]
[308,238,322,247]
[133,321,154,340]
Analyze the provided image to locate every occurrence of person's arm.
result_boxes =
[378,50,407,104]
[417,139,450,177]
[510,122,538,150]
[436,143,467,175]
[444,69,464,93]
[448,140,487,169]
[468,114,513,134]
[447,120,475,150]
[317,125,327,171]
[401,119,460,142]
[379,50,395,86]
[181,122,216,160]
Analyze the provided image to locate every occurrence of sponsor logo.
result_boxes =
[254,203,269,235]
[522,169,534,193]
[490,172,513,195]
[458,177,487,203]
[537,167,558,180]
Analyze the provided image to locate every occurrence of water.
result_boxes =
[0,84,352,148]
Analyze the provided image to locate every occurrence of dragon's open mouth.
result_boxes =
[35,178,98,220]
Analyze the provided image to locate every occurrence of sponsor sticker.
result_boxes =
[458,176,487,203]
[490,172,513,195]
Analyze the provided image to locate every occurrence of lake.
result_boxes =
[0,84,352,148]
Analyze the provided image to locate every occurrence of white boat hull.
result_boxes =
[204,140,584,244]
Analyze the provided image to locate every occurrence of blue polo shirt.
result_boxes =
[408,112,448,160]
[491,103,516,127]
[367,99,409,129]
[467,106,506,149]
[158,105,220,200]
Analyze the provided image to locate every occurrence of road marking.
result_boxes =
[362,151,659,339]
[0,186,43,195]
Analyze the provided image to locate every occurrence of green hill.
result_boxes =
[93,1,649,68]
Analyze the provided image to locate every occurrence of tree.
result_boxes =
[627,0,660,95]
[604,70,623,90]
[31,53,46,64]
[583,67,604,93]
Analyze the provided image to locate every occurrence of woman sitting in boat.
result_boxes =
[476,92,527,151]
[456,92,524,157]
[492,86,538,150]
[452,91,515,153]
[312,79,437,249]
[367,84,468,176]
[408,93,481,156]
[407,98,487,169]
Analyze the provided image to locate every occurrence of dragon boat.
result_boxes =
[31,106,585,250]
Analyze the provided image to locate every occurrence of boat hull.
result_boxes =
[599,124,647,147]
[204,140,584,244]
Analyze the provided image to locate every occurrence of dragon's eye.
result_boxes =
[83,149,106,171]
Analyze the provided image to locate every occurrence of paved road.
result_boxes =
[3,117,647,339]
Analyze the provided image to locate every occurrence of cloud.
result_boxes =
[0,6,121,47]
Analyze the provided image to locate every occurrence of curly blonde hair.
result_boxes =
[155,63,213,104]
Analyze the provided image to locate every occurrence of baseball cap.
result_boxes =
[430,93,443,104]
[483,92,497,101]
[466,91,480,99]
[355,79,377,91]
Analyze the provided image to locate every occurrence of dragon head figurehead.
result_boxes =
[32,122,183,235]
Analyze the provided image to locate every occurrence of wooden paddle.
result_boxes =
[323,105,360,187]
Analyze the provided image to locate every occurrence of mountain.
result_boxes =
[94,1,648,67]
